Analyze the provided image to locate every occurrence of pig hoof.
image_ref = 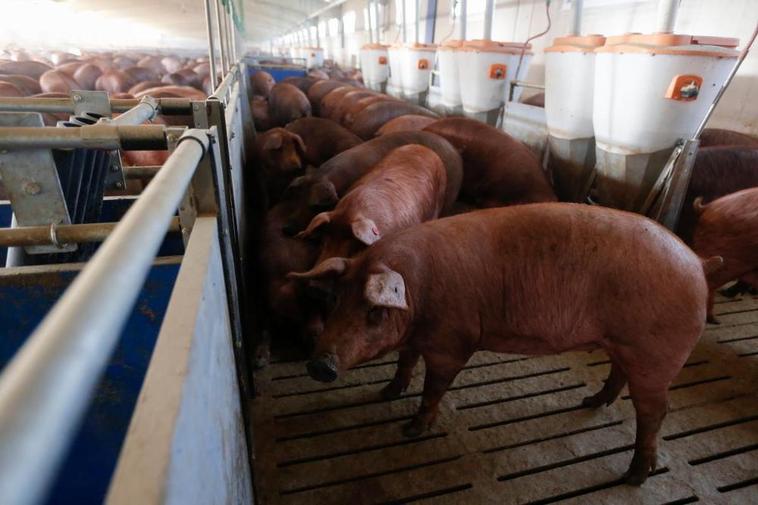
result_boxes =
[623,470,648,486]
[380,381,404,400]
[402,419,425,438]
[706,315,721,325]
[581,394,609,409]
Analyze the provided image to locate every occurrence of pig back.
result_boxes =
[364,204,707,354]
[319,130,462,213]
[677,146,758,244]
[269,83,312,127]
[424,117,556,206]
[285,117,362,166]
[350,102,439,139]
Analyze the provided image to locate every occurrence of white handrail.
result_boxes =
[0,129,209,505]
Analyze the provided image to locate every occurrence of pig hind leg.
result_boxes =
[625,377,670,485]
[403,352,471,438]
[381,347,421,400]
[581,360,627,408]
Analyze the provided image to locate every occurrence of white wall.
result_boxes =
[291,0,758,135]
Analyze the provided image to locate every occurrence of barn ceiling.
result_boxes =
[54,0,343,46]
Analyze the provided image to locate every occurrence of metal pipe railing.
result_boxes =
[459,0,467,40]
[215,0,230,74]
[656,0,680,33]
[0,97,193,116]
[204,0,220,86]
[0,217,181,248]
[0,124,168,151]
[101,97,158,126]
[0,129,208,505]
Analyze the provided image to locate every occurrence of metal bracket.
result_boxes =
[0,112,76,254]
[71,90,112,117]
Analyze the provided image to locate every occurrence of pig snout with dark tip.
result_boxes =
[307,353,339,383]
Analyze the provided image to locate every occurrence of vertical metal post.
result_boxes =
[459,0,467,40]
[373,0,381,43]
[339,6,345,50]
[401,0,407,43]
[204,0,219,87]
[315,19,321,48]
[571,0,584,36]
[425,0,437,44]
[214,0,229,75]
[483,0,494,40]
[415,0,420,43]
[656,0,680,33]
[367,1,374,44]
[226,3,238,63]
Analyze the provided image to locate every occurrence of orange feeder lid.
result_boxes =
[405,42,437,52]
[361,43,389,50]
[459,39,533,55]
[438,39,464,51]
[545,34,606,53]
[596,33,739,57]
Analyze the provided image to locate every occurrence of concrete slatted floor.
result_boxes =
[250,293,758,504]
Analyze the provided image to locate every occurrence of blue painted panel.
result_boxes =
[0,198,183,265]
[251,66,306,83]
[0,261,180,505]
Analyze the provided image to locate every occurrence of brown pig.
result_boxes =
[0,81,24,97]
[281,76,320,94]
[424,117,557,206]
[280,131,463,235]
[341,95,397,128]
[284,117,362,167]
[350,101,439,139]
[124,66,159,84]
[296,145,447,264]
[256,199,322,366]
[0,60,52,79]
[252,95,272,131]
[318,85,357,120]
[375,114,437,136]
[699,128,758,148]
[307,80,348,115]
[251,70,275,98]
[268,83,311,127]
[691,187,758,322]
[95,70,135,94]
[676,147,758,245]
[72,63,102,91]
[328,89,377,123]
[255,127,307,205]
[0,75,41,95]
[128,81,165,95]
[39,69,80,94]
[294,203,714,485]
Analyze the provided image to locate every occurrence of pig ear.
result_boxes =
[295,211,331,240]
[351,217,381,246]
[365,270,408,310]
[292,133,307,155]
[288,257,351,280]
[309,181,339,209]
[262,132,282,150]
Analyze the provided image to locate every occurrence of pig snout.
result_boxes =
[307,352,339,383]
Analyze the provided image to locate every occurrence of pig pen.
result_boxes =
[250,291,758,504]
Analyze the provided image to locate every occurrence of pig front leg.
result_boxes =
[403,353,470,438]
[381,347,421,400]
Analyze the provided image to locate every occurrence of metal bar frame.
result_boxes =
[0,129,210,505]
[0,124,170,151]
[215,0,230,75]
[204,0,220,86]
[0,96,194,116]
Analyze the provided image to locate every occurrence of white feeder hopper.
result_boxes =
[544,34,606,201]
[387,43,404,98]
[456,40,533,125]
[360,43,390,92]
[400,43,437,105]
[304,47,324,69]
[592,33,739,210]
[437,40,464,114]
